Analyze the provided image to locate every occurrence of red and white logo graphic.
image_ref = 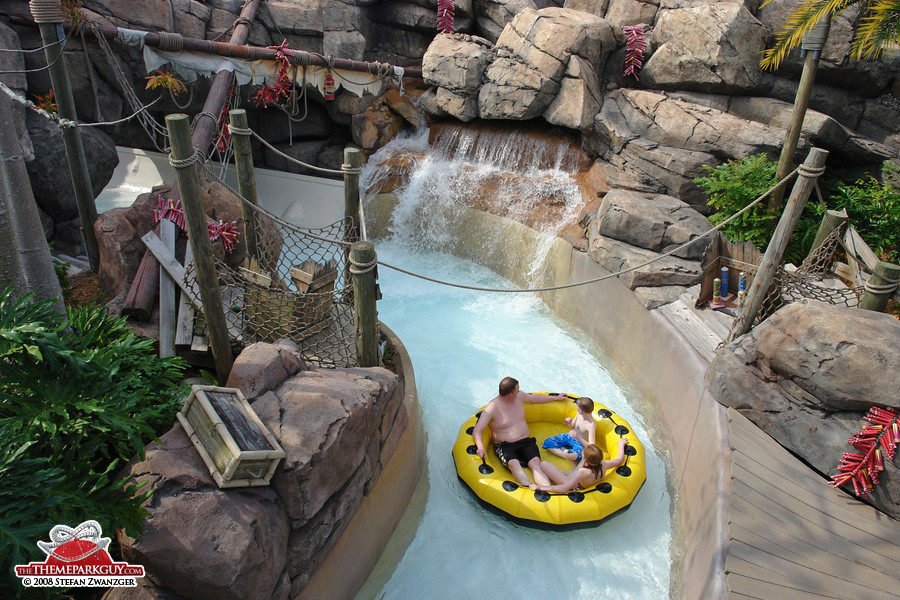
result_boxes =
[15,520,144,588]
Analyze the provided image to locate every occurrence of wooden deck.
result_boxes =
[656,287,900,599]
[725,408,900,599]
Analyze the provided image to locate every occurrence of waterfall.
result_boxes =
[362,122,590,281]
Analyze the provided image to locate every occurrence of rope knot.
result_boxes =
[798,164,826,178]
[168,147,204,169]
[349,256,377,275]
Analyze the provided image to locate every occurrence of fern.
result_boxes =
[622,25,648,80]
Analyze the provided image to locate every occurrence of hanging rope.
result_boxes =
[91,24,169,151]
[0,80,162,129]
[373,166,804,293]
[240,123,362,175]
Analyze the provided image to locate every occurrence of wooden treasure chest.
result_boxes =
[178,385,285,488]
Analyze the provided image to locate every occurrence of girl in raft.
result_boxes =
[529,439,629,493]
[542,396,597,465]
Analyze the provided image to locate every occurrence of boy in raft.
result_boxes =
[542,396,597,466]
[529,439,629,493]
[472,377,567,487]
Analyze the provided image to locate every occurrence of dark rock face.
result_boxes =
[111,346,407,600]
[707,300,900,518]
[24,109,119,222]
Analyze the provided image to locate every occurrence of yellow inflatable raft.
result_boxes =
[452,393,646,528]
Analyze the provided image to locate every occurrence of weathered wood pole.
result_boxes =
[344,148,362,241]
[859,261,900,312]
[810,208,849,252]
[166,113,233,382]
[228,109,259,260]
[350,241,378,367]
[29,0,99,270]
[768,17,831,214]
[158,218,176,357]
[730,147,829,340]
[343,148,362,298]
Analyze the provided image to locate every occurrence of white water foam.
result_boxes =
[363,127,585,282]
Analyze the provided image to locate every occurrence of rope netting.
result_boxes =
[725,211,867,340]
[179,165,358,368]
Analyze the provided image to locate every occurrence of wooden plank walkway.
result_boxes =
[725,408,900,599]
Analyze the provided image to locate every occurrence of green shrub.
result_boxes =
[0,287,188,598]
[695,156,900,265]
[826,164,900,263]
[694,153,779,252]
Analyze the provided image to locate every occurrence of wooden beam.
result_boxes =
[141,231,201,309]
[159,218,177,357]
[176,244,196,347]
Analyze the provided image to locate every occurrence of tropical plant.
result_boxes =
[826,163,900,262]
[0,288,188,596]
[622,25,648,80]
[760,0,900,70]
[695,154,779,252]
[145,69,187,96]
[696,155,900,264]
[437,0,455,34]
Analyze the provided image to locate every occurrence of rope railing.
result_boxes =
[370,166,803,294]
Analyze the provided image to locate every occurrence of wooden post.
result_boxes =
[344,148,362,240]
[166,113,233,382]
[229,109,259,260]
[768,17,830,214]
[159,218,177,357]
[859,261,900,312]
[350,241,378,367]
[810,208,848,252]
[729,148,829,341]
[30,0,100,270]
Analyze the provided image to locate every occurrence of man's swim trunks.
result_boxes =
[542,432,585,461]
[494,437,540,467]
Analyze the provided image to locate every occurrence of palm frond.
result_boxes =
[760,0,859,70]
[851,0,900,59]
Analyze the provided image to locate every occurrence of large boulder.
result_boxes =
[118,427,290,600]
[590,88,791,160]
[543,55,602,131]
[226,341,307,400]
[594,189,713,259]
[706,299,900,518]
[588,222,704,289]
[250,367,405,588]
[642,3,767,94]
[473,0,538,42]
[25,109,119,222]
[600,138,717,209]
[479,7,618,119]
[250,367,402,523]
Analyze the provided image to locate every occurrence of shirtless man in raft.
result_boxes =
[472,377,567,487]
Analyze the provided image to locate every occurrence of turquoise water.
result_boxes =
[358,239,672,600]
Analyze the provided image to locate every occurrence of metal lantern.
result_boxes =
[323,70,336,100]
